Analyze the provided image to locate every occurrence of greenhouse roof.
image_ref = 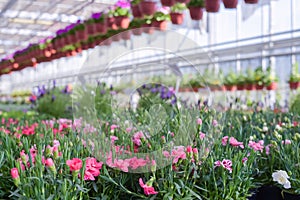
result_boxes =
[0,0,113,57]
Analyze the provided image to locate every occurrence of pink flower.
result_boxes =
[199,132,205,140]
[171,146,186,164]
[248,140,264,152]
[139,178,158,196]
[45,158,54,167]
[84,157,103,181]
[126,127,133,133]
[197,118,202,125]
[110,124,118,131]
[192,148,198,154]
[66,158,82,171]
[133,131,145,146]
[113,159,130,172]
[214,160,221,167]
[186,146,193,153]
[265,144,272,155]
[222,136,229,146]
[212,120,218,126]
[282,139,291,145]
[221,159,232,173]
[127,157,148,170]
[10,168,19,179]
[110,136,118,144]
[229,137,244,149]
[242,157,248,164]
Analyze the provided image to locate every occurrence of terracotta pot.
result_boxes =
[152,20,167,31]
[76,29,88,41]
[266,82,277,90]
[225,85,236,91]
[139,1,156,16]
[81,43,89,50]
[175,0,190,3]
[132,27,143,35]
[115,16,130,29]
[142,23,154,34]
[107,17,118,30]
[205,0,220,12]
[289,82,300,90]
[188,6,203,20]
[161,0,175,7]
[223,0,238,8]
[86,24,95,35]
[43,49,52,58]
[237,85,244,90]
[94,22,107,34]
[67,34,77,44]
[170,12,184,25]
[244,0,258,4]
[255,84,264,90]
[245,83,256,91]
[131,4,142,18]
[121,30,131,40]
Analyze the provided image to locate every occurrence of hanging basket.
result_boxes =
[152,20,168,31]
[131,5,142,18]
[188,6,203,20]
[244,0,258,4]
[115,16,130,29]
[255,84,264,90]
[205,0,220,13]
[139,1,156,16]
[245,83,256,91]
[170,12,184,25]
[67,34,77,44]
[223,0,238,8]
[161,0,175,7]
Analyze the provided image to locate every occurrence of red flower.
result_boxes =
[66,158,82,171]
[139,178,158,196]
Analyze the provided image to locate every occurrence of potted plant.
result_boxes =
[254,66,265,90]
[224,71,237,91]
[113,0,131,29]
[264,67,279,91]
[245,69,256,90]
[188,0,205,20]
[141,16,155,34]
[170,3,187,25]
[205,0,220,13]
[139,0,157,16]
[131,0,143,18]
[161,0,175,7]
[236,73,246,90]
[245,0,258,4]
[91,12,107,34]
[152,7,170,31]
[222,0,238,9]
[74,23,88,41]
[129,18,144,35]
[289,62,300,90]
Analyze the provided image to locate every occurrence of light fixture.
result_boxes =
[9,18,53,25]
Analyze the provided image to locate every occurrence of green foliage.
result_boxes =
[153,11,170,21]
[188,0,205,7]
[224,71,237,86]
[171,3,187,13]
[290,92,300,115]
[289,62,300,82]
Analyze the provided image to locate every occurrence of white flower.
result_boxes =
[262,126,268,132]
[272,170,291,189]
[275,124,282,131]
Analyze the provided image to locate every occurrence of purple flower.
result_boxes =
[100,90,106,95]
[51,95,56,102]
[150,88,157,93]
[91,12,102,19]
[115,0,130,9]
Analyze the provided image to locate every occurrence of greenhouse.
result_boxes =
[0,0,300,199]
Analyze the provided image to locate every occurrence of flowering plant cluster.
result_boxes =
[0,98,299,199]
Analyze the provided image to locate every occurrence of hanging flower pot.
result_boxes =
[205,0,220,12]
[107,17,118,30]
[142,23,155,34]
[170,12,184,25]
[188,6,203,20]
[94,22,107,34]
[139,1,156,16]
[255,84,264,90]
[152,20,168,31]
[161,0,175,7]
[223,0,238,8]
[76,29,88,41]
[245,83,256,91]
[67,34,77,44]
[131,4,143,18]
[86,23,95,35]
[115,16,130,29]
[121,30,131,40]
[244,0,258,4]
[266,82,278,90]
[289,81,300,90]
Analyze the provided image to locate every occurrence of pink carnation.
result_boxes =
[139,178,158,196]
[222,136,229,146]
[229,137,244,149]
[248,140,264,152]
